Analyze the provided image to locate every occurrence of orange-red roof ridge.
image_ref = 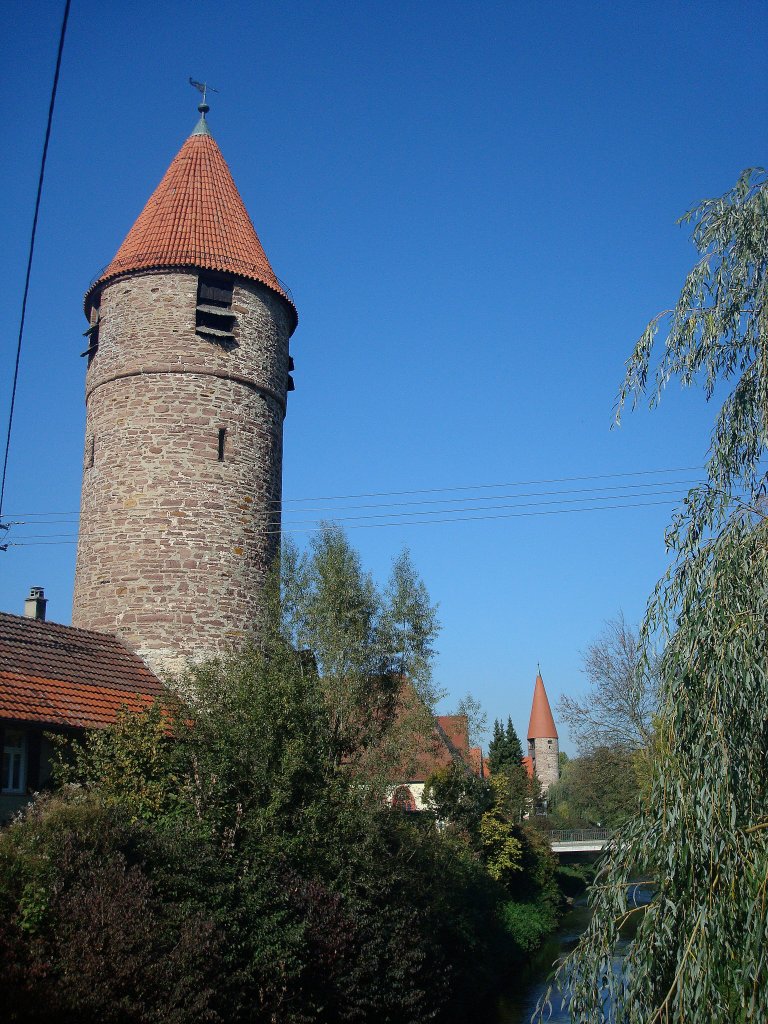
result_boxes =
[85,125,296,329]
[527,671,558,739]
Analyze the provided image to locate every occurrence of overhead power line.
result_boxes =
[269,465,706,505]
[0,0,71,520]
[3,465,705,520]
[3,480,703,535]
[6,495,688,546]
[10,485,696,536]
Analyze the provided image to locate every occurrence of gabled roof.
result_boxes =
[0,613,163,730]
[527,671,558,740]
[468,746,488,779]
[85,122,297,331]
[405,714,475,783]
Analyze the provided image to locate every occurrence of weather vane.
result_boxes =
[189,77,219,117]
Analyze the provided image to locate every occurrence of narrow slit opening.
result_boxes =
[217,428,226,462]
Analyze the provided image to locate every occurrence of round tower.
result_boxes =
[526,669,560,795]
[72,108,297,674]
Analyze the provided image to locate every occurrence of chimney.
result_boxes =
[24,587,47,621]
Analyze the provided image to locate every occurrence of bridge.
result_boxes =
[549,828,611,853]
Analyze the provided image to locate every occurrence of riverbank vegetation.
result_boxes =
[0,527,563,1023]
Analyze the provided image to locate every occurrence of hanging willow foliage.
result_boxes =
[538,168,768,1023]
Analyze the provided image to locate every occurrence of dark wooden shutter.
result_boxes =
[27,729,41,791]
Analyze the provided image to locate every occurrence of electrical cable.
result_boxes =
[2,465,705,520]
[5,495,685,545]
[12,486,693,537]
[0,0,71,520]
[4,481,703,538]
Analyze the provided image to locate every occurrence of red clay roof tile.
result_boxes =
[527,672,558,739]
[85,129,296,328]
[0,613,163,729]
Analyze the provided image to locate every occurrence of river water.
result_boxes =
[495,885,652,1024]
[493,899,592,1024]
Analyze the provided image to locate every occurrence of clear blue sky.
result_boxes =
[2,1,766,752]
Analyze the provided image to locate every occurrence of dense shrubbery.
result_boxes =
[424,759,561,961]
[0,654,515,1023]
[0,529,558,1022]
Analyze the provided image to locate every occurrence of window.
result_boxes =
[89,435,95,468]
[81,309,100,364]
[2,729,26,793]
[217,427,226,462]
[196,273,236,344]
[391,786,417,812]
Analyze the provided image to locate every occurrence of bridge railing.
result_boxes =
[549,828,611,844]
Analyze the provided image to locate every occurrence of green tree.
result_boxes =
[487,717,524,772]
[487,717,531,821]
[3,529,524,1024]
[277,527,440,783]
[479,774,523,885]
[539,169,768,1023]
[423,759,492,841]
[546,746,640,829]
[454,692,488,748]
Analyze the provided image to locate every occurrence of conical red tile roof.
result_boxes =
[85,123,296,329]
[527,671,558,739]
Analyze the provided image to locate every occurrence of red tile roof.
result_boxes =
[527,671,558,739]
[436,714,470,753]
[0,613,163,729]
[468,746,488,778]
[85,128,297,329]
[521,755,534,780]
[405,714,477,783]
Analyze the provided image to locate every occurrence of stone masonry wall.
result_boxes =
[532,737,560,794]
[72,269,293,674]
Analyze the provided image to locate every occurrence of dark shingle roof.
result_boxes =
[0,613,163,729]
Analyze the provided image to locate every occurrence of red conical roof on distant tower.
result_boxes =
[527,670,558,739]
[85,114,296,330]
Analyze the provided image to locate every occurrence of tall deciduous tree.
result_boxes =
[557,613,656,754]
[277,526,440,781]
[540,169,768,1023]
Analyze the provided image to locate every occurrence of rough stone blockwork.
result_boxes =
[72,269,292,674]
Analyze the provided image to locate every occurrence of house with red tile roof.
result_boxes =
[390,714,487,812]
[0,598,163,820]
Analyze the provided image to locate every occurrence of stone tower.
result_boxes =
[72,105,297,674]
[526,670,559,794]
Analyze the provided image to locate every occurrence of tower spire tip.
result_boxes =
[189,77,218,136]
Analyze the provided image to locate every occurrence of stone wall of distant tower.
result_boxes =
[529,736,560,794]
[72,268,292,674]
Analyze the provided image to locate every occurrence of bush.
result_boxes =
[500,898,558,953]
[555,862,595,899]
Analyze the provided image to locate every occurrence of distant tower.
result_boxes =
[527,669,559,794]
[72,101,297,673]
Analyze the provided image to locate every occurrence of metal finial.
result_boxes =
[189,77,219,118]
